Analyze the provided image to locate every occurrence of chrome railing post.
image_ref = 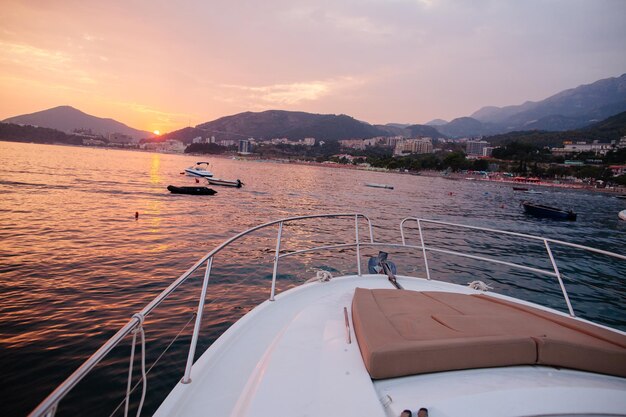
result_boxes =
[400,220,407,245]
[417,219,431,280]
[182,257,213,384]
[355,215,361,276]
[270,222,283,301]
[367,216,374,244]
[544,240,575,317]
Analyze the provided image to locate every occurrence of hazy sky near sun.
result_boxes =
[1,0,625,133]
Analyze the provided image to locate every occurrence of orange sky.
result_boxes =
[1,0,625,133]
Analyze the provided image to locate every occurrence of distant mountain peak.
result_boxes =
[3,106,152,140]
[424,118,448,126]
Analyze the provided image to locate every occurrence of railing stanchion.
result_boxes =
[270,222,283,301]
[355,215,361,276]
[417,219,431,280]
[182,256,213,384]
[544,240,575,317]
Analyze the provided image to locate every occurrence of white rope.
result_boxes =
[123,326,137,417]
[136,316,147,417]
[109,312,197,417]
[305,270,333,283]
[124,313,147,417]
[44,403,57,417]
[467,280,493,291]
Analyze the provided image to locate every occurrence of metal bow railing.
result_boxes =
[28,213,625,417]
[29,213,373,417]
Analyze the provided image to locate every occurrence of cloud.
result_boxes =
[114,101,196,125]
[223,81,330,105]
[221,77,364,106]
[0,41,70,67]
[82,33,104,42]
[325,12,393,37]
[0,40,98,84]
[280,6,394,38]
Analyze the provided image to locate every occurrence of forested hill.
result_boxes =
[0,122,83,144]
[484,111,626,147]
[194,110,384,142]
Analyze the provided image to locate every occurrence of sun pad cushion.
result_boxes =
[351,288,626,379]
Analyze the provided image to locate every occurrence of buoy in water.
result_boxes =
[195,178,200,183]
[135,211,139,220]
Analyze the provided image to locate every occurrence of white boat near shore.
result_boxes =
[29,214,626,417]
[184,161,213,178]
[206,177,243,188]
[365,183,394,189]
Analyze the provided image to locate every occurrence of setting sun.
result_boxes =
[153,130,160,135]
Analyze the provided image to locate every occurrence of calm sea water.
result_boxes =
[1,141,624,416]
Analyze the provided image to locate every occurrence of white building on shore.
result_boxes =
[466,140,489,156]
[142,140,185,153]
[394,138,433,155]
[552,141,614,156]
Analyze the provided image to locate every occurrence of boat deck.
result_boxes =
[154,275,626,417]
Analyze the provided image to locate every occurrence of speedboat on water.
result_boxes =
[522,201,576,221]
[29,214,626,417]
[365,183,394,189]
[206,177,243,188]
[184,162,213,178]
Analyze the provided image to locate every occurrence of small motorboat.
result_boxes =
[167,185,217,195]
[184,162,214,178]
[513,187,542,194]
[619,209,626,221]
[522,201,576,221]
[206,178,243,188]
[365,183,394,189]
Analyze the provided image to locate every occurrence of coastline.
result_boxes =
[238,156,626,196]
[426,171,626,195]
[3,140,624,196]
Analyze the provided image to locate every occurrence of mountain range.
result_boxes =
[466,73,626,135]
[2,105,152,140]
[472,74,626,125]
[485,110,626,148]
[160,73,626,141]
[2,73,625,142]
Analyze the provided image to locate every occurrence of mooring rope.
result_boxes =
[123,313,147,417]
[109,311,197,417]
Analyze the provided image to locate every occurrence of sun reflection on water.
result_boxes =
[149,153,161,184]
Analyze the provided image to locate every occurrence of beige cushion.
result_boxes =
[351,288,626,379]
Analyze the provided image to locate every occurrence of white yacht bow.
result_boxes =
[29,214,626,417]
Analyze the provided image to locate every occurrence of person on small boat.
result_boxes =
[417,408,429,417]
[400,410,412,417]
